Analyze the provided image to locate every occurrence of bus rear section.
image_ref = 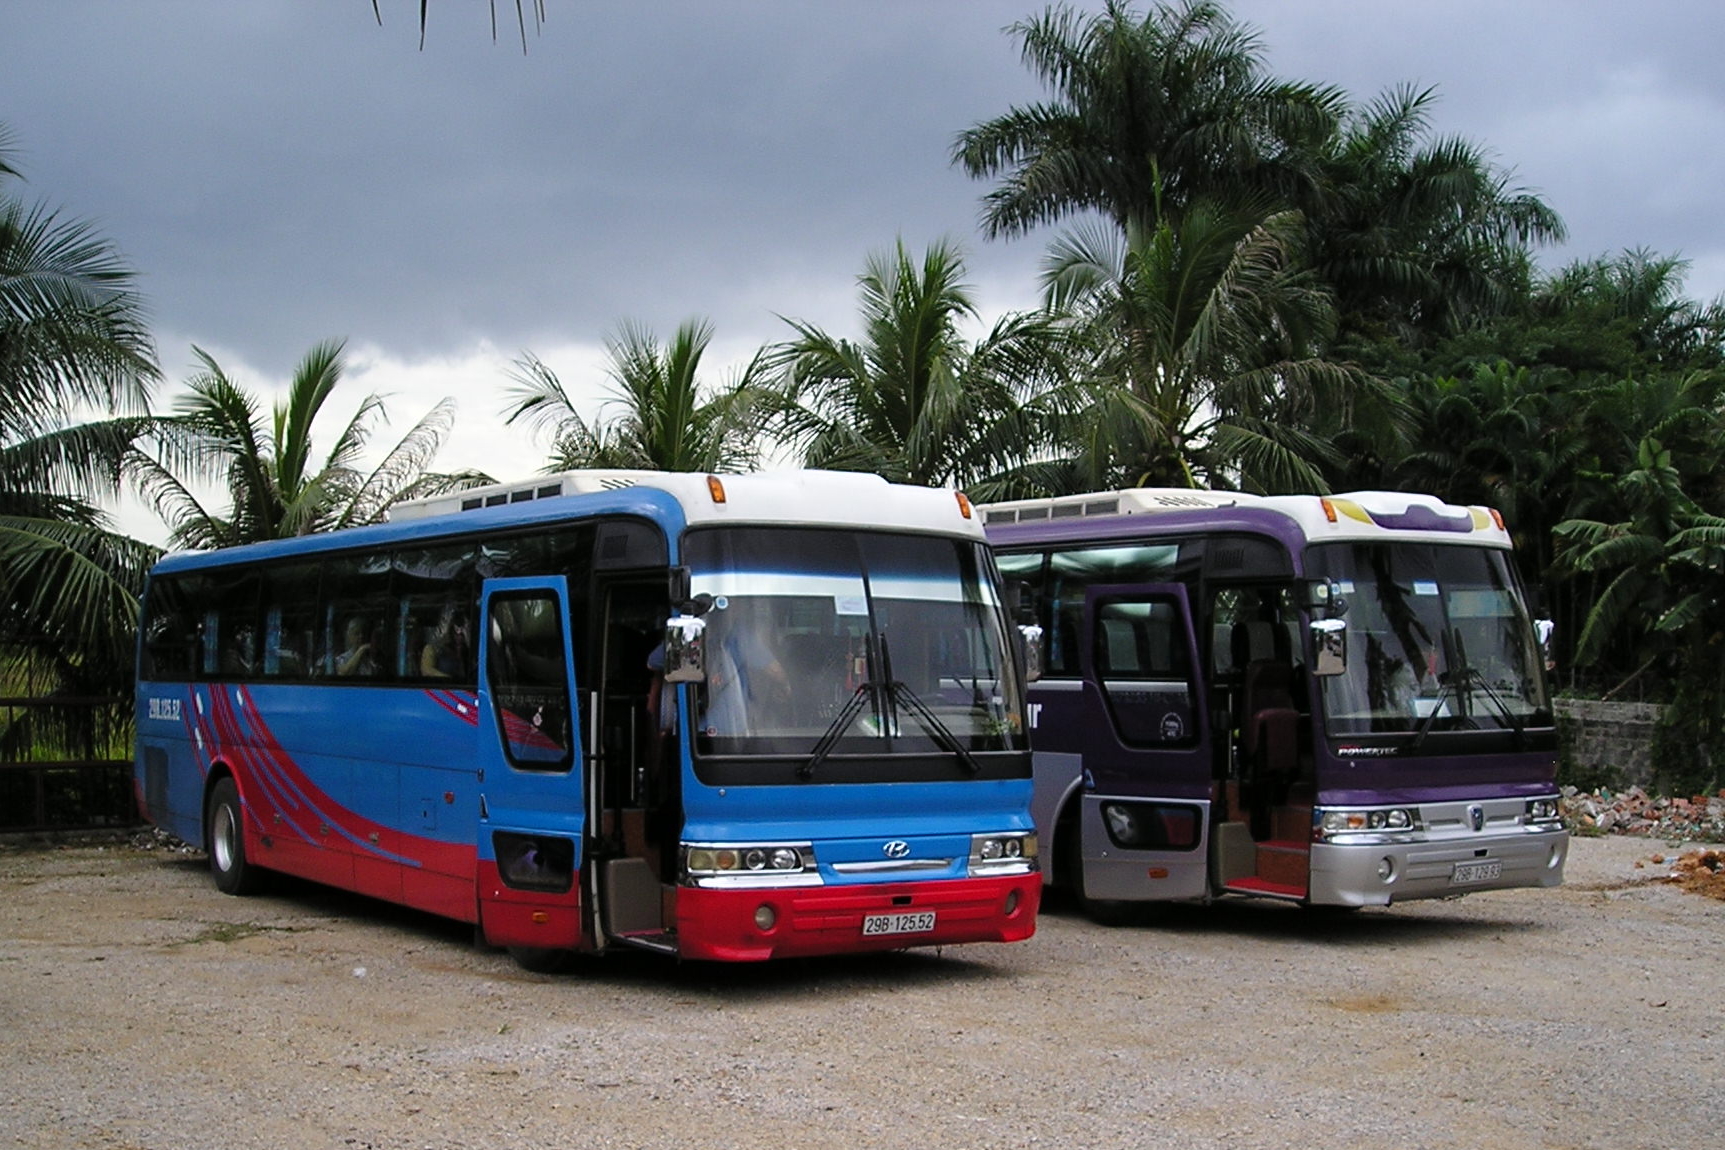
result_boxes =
[135,469,1038,966]
[983,488,1568,918]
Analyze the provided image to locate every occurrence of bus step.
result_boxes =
[611,929,678,955]
[1223,876,1307,901]
[1255,839,1310,889]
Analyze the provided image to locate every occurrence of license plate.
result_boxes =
[862,911,937,936]
[1451,859,1501,885]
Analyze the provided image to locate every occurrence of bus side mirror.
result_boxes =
[662,614,707,684]
[1310,618,1347,677]
[1018,623,1045,684]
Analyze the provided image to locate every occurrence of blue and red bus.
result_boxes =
[980,488,1567,919]
[134,470,1039,965]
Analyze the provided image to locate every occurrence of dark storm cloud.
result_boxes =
[1,1,1050,373]
[3,0,1721,389]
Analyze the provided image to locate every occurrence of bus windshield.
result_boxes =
[1306,541,1551,737]
[682,527,1026,763]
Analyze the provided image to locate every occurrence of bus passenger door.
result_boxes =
[1076,584,1212,903]
[474,577,588,952]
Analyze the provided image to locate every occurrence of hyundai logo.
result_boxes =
[1469,804,1485,832]
[882,840,911,859]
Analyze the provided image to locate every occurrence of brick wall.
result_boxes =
[1553,698,1665,790]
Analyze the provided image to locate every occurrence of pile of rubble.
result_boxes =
[1561,785,1725,842]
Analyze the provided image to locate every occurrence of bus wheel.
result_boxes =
[1059,822,1140,927]
[508,946,574,974]
[206,777,267,896]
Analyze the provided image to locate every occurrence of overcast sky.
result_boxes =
[4,1,1723,540]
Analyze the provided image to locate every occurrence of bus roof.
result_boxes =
[978,487,1514,549]
[151,470,985,574]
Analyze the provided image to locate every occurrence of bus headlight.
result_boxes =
[681,842,819,886]
[1316,807,1420,841]
[1524,797,1562,825]
[969,831,1038,876]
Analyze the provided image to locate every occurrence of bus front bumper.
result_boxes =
[1308,827,1569,907]
[673,873,1041,962]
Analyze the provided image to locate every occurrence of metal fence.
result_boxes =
[0,696,139,833]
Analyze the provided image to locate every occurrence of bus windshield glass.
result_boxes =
[682,527,1026,761]
[1306,541,1551,737]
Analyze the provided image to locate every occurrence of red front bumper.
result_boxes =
[673,872,1041,962]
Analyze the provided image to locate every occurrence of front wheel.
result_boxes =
[508,946,575,974]
[206,777,267,896]
[1059,818,1141,927]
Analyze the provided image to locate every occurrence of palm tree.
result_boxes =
[135,340,487,549]
[1036,201,1393,493]
[763,239,1059,493]
[1304,84,1566,345]
[0,123,160,699]
[953,0,1342,237]
[1555,437,1725,789]
[502,318,765,473]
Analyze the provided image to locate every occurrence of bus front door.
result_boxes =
[1074,584,1212,906]
[474,577,589,954]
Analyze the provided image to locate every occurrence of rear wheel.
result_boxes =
[206,777,267,895]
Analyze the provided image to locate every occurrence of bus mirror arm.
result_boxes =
[1302,578,1347,618]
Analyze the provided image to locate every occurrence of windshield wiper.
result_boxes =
[799,682,875,781]
[879,634,980,775]
[888,681,982,775]
[1406,628,1526,753]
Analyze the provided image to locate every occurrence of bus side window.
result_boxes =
[487,594,574,772]
[1094,599,1196,746]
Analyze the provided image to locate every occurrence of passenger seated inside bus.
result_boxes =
[419,604,471,679]
[334,616,377,677]
[699,607,791,737]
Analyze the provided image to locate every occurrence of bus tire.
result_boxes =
[508,946,574,974]
[1059,816,1139,927]
[206,777,267,896]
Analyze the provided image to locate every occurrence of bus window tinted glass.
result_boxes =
[682,528,1026,765]
[487,592,575,771]
[1094,598,1197,746]
[1307,542,1551,736]
[1044,544,1180,676]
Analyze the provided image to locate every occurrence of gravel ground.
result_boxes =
[0,834,1719,1150]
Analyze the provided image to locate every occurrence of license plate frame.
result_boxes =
[861,910,937,936]
[1450,859,1502,885]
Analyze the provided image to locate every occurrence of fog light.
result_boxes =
[1377,856,1397,883]
[1004,889,1020,915]
[754,904,776,931]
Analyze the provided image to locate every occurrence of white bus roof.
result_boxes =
[978,487,1513,548]
[391,469,987,538]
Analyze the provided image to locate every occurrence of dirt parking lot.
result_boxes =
[0,833,1719,1150]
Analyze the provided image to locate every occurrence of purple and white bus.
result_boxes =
[981,488,1568,919]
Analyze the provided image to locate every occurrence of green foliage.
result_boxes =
[134,341,489,548]
[762,240,1060,493]
[954,0,1342,236]
[0,122,160,700]
[504,319,767,474]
